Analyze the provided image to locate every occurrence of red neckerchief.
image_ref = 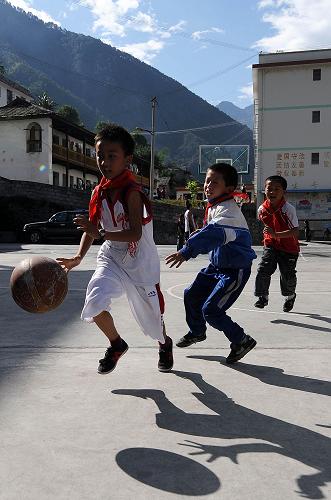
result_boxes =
[204,193,234,225]
[259,197,286,226]
[89,169,136,225]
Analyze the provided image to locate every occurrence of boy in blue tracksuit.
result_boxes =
[166,163,257,364]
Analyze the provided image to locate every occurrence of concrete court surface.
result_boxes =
[0,242,330,500]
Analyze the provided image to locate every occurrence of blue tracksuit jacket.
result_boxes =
[180,198,256,268]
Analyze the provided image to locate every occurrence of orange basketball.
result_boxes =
[10,256,68,313]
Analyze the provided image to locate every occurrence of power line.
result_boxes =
[136,121,241,136]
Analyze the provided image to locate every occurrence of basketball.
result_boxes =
[10,256,68,313]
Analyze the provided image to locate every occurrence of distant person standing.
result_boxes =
[176,213,185,251]
[304,219,311,242]
[184,201,196,241]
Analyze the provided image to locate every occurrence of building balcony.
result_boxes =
[52,143,98,171]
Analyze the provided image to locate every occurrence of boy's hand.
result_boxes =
[263,226,276,237]
[56,256,81,273]
[74,215,99,239]
[165,252,186,268]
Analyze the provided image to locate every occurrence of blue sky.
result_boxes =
[8,1,331,107]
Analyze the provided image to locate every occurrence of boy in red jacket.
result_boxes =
[254,175,299,312]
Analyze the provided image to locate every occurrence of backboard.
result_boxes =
[199,145,249,174]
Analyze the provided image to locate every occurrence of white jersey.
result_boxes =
[81,191,164,341]
[98,194,160,286]
[184,209,196,233]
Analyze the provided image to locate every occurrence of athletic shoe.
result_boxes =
[176,333,207,348]
[226,335,257,364]
[254,296,268,308]
[283,293,296,312]
[158,337,174,372]
[98,340,129,374]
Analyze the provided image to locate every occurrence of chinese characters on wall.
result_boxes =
[275,152,306,178]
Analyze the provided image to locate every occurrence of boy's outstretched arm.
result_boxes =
[166,223,229,269]
[57,232,94,272]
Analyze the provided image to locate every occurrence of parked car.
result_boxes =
[23,210,89,243]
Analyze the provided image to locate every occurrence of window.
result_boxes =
[313,68,321,81]
[312,110,320,123]
[77,178,84,190]
[53,171,60,186]
[62,173,67,187]
[50,212,67,223]
[27,123,42,152]
[53,135,59,145]
[7,89,13,103]
[62,137,67,147]
[70,175,74,187]
[311,153,319,165]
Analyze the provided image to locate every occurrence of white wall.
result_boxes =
[253,52,331,210]
[0,117,52,183]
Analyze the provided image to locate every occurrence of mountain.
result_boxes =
[217,101,254,130]
[0,0,253,179]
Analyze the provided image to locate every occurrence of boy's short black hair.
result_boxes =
[265,175,287,190]
[207,163,238,189]
[95,124,135,156]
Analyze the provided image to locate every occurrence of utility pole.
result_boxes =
[150,96,157,200]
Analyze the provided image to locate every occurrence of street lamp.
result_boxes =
[133,97,157,200]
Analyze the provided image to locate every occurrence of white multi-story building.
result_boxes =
[0,73,33,107]
[253,49,331,222]
[0,97,99,189]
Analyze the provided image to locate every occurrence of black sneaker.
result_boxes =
[176,333,207,348]
[226,335,257,364]
[283,293,296,312]
[98,340,129,374]
[254,296,268,308]
[158,337,174,372]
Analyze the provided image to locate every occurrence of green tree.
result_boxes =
[37,92,55,110]
[186,179,200,206]
[0,65,5,75]
[95,120,113,133]
[57,105,82,126]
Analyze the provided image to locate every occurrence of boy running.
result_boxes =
[166,163,257,364]
[254,175,299,312]
[57,124,173,374]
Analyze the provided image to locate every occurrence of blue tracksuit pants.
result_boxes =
[184,264,251,344]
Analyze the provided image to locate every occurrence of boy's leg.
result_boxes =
[202,268,251,345]
[254,247,278,306]
[94,311,128,374]
[278,251,298,312]
[177,266,218,347]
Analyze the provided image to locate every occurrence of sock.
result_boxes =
[111,336,123,350]
[286,294,295,300]
[159,336,170,348]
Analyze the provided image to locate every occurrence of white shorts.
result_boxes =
[81,264,164,342]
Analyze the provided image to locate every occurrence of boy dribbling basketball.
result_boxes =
[57,124,173,374]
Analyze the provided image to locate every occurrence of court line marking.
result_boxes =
[165,283,331,318]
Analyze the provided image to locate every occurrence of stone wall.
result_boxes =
[0,176,263,244]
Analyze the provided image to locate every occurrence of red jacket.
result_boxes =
[258,198,299,254]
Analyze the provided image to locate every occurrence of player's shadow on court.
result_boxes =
[271,318,331,333]
[113,371,331,499]
[187,355,331,397]
[293,313,331,325]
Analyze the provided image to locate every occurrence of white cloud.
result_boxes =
[255,0,331,52]
[126,11,156,33]
[238,83,253,101]
[117,39,164,63]
[8,0,60,25]
[80,0,140,36]
[192,27,224,40]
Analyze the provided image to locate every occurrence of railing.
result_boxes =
[52,143,149,187]
[52,143,98,171]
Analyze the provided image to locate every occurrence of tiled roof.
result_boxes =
[0,74,33,97]
[0,97,53,120]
